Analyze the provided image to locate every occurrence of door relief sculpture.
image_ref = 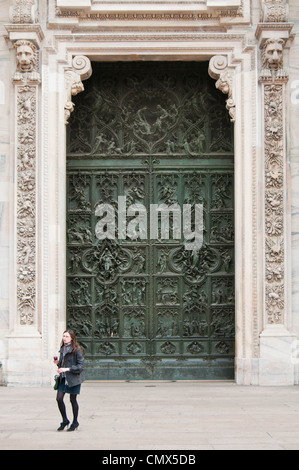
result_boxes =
[66,61,235,380]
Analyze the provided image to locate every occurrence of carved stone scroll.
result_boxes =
[64,55,92,124]
[13,40,40,325]
[208,55,235,123]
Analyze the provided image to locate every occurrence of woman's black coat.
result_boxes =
[58,346,85,388]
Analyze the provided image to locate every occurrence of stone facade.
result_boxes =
[0,0,298,385]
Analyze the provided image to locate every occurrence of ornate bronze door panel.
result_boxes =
[66,62,234,380]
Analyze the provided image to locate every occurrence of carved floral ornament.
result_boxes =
[260,47,287,324]
[263,83,285,324]
[15,81,38,325]
[9,0,38,24]
[260,0,289,23]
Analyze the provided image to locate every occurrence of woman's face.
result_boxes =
[62,332,72,344]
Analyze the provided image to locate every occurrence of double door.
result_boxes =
[66,61,235,380]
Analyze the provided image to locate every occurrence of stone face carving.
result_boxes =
[208,55,235,122]
[64,56,92,124]
[260,38,287,80]
[13,40,40,83]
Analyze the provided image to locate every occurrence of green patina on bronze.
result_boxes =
[66,61,235,380]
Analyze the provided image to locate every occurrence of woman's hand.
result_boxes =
[57,368,70,374]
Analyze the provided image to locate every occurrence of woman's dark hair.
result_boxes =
[60,328,84,354]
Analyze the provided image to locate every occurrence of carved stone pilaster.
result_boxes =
[256,2,293,330]
[263,83,285,324]
[14,59,40,326]
[64,55,92,124]
[208,55,235,123]
[8,32,41,327]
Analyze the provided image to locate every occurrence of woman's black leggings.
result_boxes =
[56,391,79,423]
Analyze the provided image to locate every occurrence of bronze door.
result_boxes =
[66,61,235,380]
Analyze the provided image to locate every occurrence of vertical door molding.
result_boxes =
[209,50,260,384]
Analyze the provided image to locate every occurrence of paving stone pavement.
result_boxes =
[1,381,299,450]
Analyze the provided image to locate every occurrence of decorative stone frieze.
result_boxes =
[49,0,250,31]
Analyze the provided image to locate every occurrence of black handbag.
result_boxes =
[54,354,67,390]
[54,374,60,390]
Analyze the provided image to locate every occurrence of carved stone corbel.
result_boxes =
[64,55,92,124]
[208,55,235,123]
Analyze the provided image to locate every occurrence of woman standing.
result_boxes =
[54,329,85,432]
